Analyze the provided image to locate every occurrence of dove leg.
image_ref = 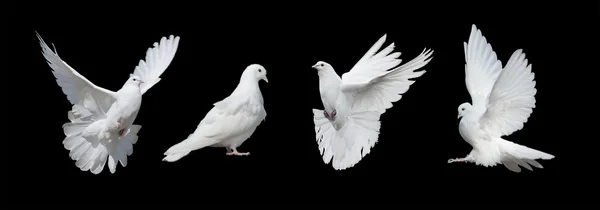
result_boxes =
[116,118,123,130]
[331,109,337,119]
[447,157,467,163]
[323,110,329,119]
[226,148,250,156]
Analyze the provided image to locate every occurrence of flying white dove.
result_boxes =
[312,34,434,170]
[163,64,268,162]
[449,24,554,173]
[37,32,181,174]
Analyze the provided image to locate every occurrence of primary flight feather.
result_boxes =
[312,34,434,170]
[449,24,554,172]
[163,64,268,162]
[37,32,180,174]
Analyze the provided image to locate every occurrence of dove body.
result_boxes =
[163,64,268,162]
[449,25,554,172]
[312,34,433,170]
[38,33,180,174]
[83,77,143,140]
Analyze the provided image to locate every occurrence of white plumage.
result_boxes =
[449,24,554,172]
[163,64,268,162]
[312,34,434,170]
[37,33,180,174]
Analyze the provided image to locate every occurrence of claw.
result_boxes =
[226,148,250,156]
[448,158,464,163]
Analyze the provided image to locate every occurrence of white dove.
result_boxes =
[37,32,181,174]
[163,64,268,162]
[312,34,434,170]
[449,24,554,172]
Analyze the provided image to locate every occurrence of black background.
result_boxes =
[7,2,599,206]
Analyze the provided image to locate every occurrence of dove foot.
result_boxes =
[448,158,466,163]
[119,128,126,136]
[226,148,250,156]
[324,109,337,120]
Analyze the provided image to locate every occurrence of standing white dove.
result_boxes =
[163,64,268,162]
[37,32,181,174]
[312,34,434,170]
[449,24,554,172]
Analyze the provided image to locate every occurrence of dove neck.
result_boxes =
[231,74,260,96]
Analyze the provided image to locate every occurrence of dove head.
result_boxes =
[312,61,332,71]
[126,75,145,87]
[457,102,472,120]
[245,64,268,83]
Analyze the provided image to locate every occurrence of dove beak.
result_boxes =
[456,114,461,125]
[263,76,269,83]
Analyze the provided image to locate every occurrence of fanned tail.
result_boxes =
[313,109,381,170]
[498,138,554,173]
[62,104,141,174]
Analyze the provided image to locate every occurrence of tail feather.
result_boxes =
[163,151,191,162]
[499,138,554,173]
[61,105,141,174]
[313,109,381,170]
[163,132,218,162]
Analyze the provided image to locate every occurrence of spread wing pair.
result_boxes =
[38,33,180,174]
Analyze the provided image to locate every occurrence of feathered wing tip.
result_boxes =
[313,109,382,170]
[62,104,142,174]
[134,35,181,95]
[499,138,554,173]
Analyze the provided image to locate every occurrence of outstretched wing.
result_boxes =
[131,35,181,95]
[340,34,433,113]
[480,49,536,137]
[37,32,117,118]
[463,24,503,110]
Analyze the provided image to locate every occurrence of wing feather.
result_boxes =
[480,49,536,137]
[463,24,503,109]
[36,32,117,118]
[340,35,434,113]
[132,35,181,95]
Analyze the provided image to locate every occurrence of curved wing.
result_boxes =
[37,32,117,118]
[463,24,503,109]
[480,49,536,137]
[131,35,181,95]
[340,34,433,113]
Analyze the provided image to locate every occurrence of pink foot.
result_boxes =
[119,129,126,136]
[323,110,329,118]
[226,149,250,156]
[331,109,337,118]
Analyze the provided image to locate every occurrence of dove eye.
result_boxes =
[258,69,262,73]
[320,64,324,67]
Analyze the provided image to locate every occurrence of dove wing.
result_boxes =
[480,49,537,137]
[131,35,181,95]
[340,34,433,113]
[37,32,117,118]
[463,24,503,110]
